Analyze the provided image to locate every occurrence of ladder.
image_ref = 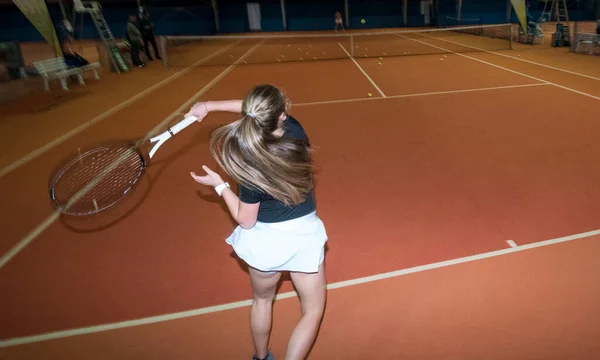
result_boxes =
[554,0,570,46]
[538,0,570,46]
[73,0,128,73]
[538,0,553,23]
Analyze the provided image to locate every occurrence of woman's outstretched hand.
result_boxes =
[190,165,225,187]
[185,102,210,123]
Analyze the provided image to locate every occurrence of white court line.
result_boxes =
[0,41,265,271]
[395,34,600,102]
[0,40,242,180]
[294,83,548,107]
[337,42,386,97]
[421,33,600,81]
[1,227,599,347]
[0,212,61,270]
[506,240,518,248]
[145,39,266,138]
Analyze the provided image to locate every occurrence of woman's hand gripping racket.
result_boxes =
[49,115,199,216]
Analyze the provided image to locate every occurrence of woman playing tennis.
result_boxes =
[185,84,328,360]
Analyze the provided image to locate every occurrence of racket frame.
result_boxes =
[49,116,198,215]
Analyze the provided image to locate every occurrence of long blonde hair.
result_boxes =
[209,84,313,206]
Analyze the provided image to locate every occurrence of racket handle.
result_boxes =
[169,116,198,136]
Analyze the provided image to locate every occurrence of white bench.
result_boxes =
[33,57,100,91]
[518,25,544,45]
[575,33,600,55]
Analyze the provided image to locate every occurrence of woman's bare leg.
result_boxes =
[284,262,327,360]
[248,267,282,359]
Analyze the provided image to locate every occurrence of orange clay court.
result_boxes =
[0,28,600,359]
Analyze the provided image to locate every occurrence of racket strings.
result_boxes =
[67,153,141,209]
[51,146,145,215]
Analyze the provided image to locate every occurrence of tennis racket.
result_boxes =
[49,115,198,216]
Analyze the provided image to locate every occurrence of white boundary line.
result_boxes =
[0,41,266,271]
[145,39,266,138]
[294,83,548,107]
[0,212,61,270]
[506,240,518,248]
[337,42,386,97]
[0,40,243,180]
[395,34,600,101]
[1,227,599,347]
[422,33,600,81]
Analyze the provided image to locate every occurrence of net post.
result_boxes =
[350,35,354,58]
[160,36,168,67]
[509,24,514,50]
[570,21,578,52]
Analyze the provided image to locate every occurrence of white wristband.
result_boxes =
[215,182,230,196]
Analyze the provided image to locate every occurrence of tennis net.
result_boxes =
[444,16,482,26]
[160,23,513,68]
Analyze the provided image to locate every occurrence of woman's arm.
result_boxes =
[185,100,243,122]
[205,100,243,114]
[221,187,260,229]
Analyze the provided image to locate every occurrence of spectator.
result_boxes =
[60,19,74,43]
[334,11,344,32]
[126,14,145,67]
[139,9,161,61]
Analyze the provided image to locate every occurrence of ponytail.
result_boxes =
[210,105,313,206]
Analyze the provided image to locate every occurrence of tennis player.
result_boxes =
[186,84,328,360]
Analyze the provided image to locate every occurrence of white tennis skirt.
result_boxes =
[226,211,327,273]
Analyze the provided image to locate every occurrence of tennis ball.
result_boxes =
[361,19,366,24]
[367,92,372,97]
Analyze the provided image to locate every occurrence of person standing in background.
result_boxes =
[126,14,145,67]
[61,19,74,43]
[139,9,161,61]
[334,11,344,32]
